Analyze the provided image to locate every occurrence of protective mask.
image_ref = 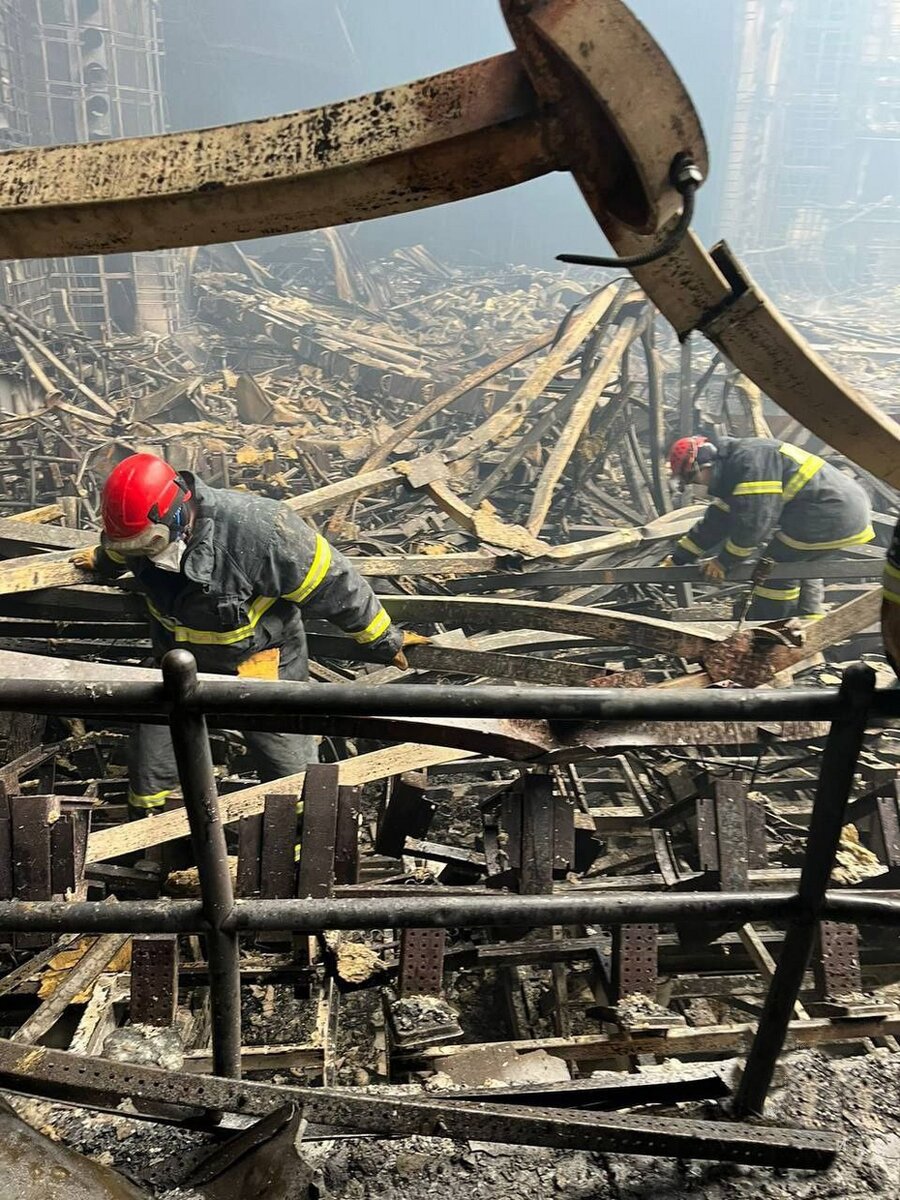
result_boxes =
[148,536,187,573]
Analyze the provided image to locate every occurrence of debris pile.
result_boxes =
[0,236,896,1195]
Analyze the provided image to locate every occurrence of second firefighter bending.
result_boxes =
[666,435,874,621]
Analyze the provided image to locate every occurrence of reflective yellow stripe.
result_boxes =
[294,843,302,862]
[353,606,391,645]
[775,525,875,551]
[724,539,755,558]
[884,565,900,604]
[677,536,704,557]
[283,533,332,604]
[106,547,126,564]
[145,594,278,646]
[797,612,825,621]
[778,441,808,466]
[712,498,731,513]
[753,583,801,601]
[779,444,825,501]
[128,789,171,809]
[732,480,783,496]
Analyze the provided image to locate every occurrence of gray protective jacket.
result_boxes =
[671,437,873,570]
[96,473,403,677]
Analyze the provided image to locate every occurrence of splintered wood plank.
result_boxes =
[445,283,622,468]
[356,328,557,475]
[0,549,100,597]
[0,514,93,552]
[285,466,399,517]
[417,1015,900,1064]
[527,317,640,535]
[15,505,65,523]
[86,744,477,864]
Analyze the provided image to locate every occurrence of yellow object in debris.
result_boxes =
[237,647,280,681]
[234,446,274,467]
[832,824,883,885]
[37,937,132,1001]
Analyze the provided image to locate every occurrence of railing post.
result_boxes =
[733,663,875,1116]
[162,649,241,1079]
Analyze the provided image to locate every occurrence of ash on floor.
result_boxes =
[16,1047,900,1199]
[295,1049,900,1200]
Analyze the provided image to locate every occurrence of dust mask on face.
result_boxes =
[148,536,187,573]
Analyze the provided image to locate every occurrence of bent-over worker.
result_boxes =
[665,435,874,621]
[74,453,418,815]
[881,516,900,679]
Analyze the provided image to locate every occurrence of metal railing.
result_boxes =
[0,649,897,1116]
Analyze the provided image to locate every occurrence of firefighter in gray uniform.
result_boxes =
[74,453,410,815]
[666,435,874,620]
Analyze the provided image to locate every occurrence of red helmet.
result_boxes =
[668,435,710,480]
[101,453,191,550]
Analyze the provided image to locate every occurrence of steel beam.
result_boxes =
[445,558,881,592]
[733,665,876,1116]
[0,890,895,935]
[0,664,898,725]
[163,651,241,1080]
[0,1038,836,1167]
[0,0,892,485]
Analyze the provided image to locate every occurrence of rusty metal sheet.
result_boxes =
[382,595,722,659]
[297,764,339,901]
[876,791,900,870]
[398,928,446,997]
[235,815,263,898]
[10,793,57,950]
[334,785,361,886]
[130,934,178,1027]
[521,773,555,896]
[375,772,433,859]
[703,591,882,686]
[261,794,297,900]
[0,815,10,902]
[814,922,861,1001]
[49,815,76,897]
[10,794,55,901]
[714,781,750,892]
[696,797,718,876]
[611,924,658,1001]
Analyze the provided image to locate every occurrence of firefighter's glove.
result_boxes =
[700,558,727,584]
[71,546,99,571]
[660,554,675,568]
[392,630,432,670]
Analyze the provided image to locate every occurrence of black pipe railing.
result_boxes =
[0,889,895,934]
[0,678,899,725]
[163,652,242,1079]
[0,650,896,1108]
[733,663,878,1116]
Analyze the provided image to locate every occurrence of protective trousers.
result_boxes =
[746,482,873,621]
[745,539,828,622]
[128,724,318,813]
[128,646,317,813]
